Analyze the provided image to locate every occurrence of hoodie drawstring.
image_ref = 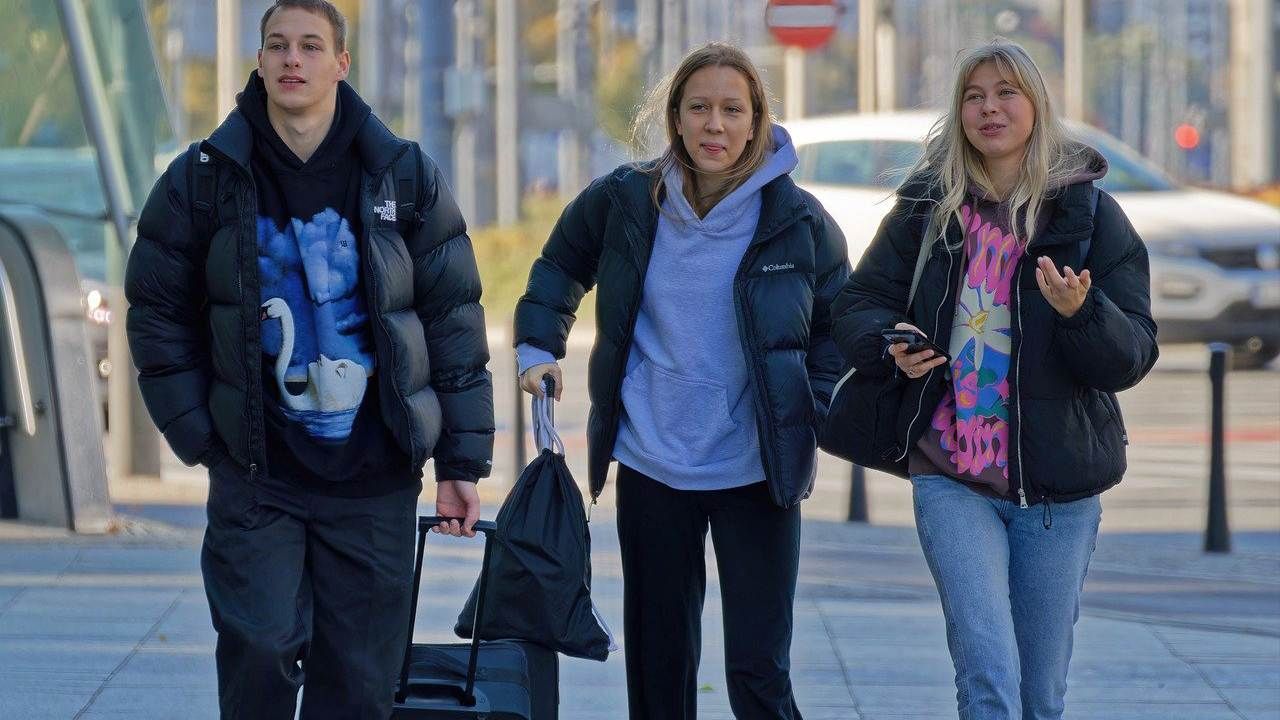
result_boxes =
[1042,496,1054,530]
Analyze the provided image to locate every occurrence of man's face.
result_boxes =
[256,7,350,115]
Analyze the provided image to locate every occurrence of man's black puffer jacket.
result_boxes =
[125,89,494,482]
[514,164,851,508]
[830,176,1158,504]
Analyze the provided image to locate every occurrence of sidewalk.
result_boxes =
[0,502,1276,719]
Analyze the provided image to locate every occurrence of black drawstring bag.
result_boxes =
[454,379,616,661]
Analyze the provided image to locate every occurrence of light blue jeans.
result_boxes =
[911,474,1102,720]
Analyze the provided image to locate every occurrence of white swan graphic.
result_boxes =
[260,297,367,414]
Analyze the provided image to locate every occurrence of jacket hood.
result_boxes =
[235,71,371,170]
[663,125,799,232]
[205,74,407,177]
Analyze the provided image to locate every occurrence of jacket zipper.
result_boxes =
[603,220,653,503]
[732,250,780,501]
[895,237,956,464]
[203,142,265,476]
[364,148,417,464]
[1013,270,1029,508]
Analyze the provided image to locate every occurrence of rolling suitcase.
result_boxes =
[391,515,560,719]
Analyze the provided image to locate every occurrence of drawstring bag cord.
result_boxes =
[1042,497,1053,530]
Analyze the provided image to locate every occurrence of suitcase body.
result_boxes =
[391,516,559,719]
[392,640,558,719]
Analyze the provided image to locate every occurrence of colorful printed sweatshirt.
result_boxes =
[910,168,1105,495]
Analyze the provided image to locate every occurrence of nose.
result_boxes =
[981,95,998,116]
[704,109,724,133]
[283,44,302,67]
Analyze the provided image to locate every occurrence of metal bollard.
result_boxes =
[1205,343,1231,553]
[847,464,868,522]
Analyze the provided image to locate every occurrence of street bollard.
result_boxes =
[1205,343,1231,553]
[847,464,868,522]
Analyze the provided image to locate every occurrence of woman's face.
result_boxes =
[960,61,1034,166]
[674,65,755,175]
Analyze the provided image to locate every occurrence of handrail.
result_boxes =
[0,256,38,436]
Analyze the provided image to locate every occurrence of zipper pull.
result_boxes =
[248,463,258,481]
[1018,487,1029,509]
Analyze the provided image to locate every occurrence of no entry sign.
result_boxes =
[766,0,838,51]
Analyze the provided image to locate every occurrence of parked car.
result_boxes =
[0,147,114,420]
[787,111,1280,368]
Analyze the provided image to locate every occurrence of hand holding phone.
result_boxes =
[881,324,950,379]
[880,328,950,362]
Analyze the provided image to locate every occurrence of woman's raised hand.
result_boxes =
[1034,256,1092,318]
[519,362,563,400]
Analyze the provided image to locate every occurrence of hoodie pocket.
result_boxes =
[620,358,752,464]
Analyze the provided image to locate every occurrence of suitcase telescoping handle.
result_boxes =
[395,516,499,707]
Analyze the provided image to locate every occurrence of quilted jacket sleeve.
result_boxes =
[411,153,495,482]
[512,175,612,358]
[1051,193,1159,392]
[125,151,224,467]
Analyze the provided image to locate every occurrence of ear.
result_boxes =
[674,109,683,137]
[256,48,263,69]
[336,49,351,81]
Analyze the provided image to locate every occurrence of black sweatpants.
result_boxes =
[616,465,804,720]
[200,460,419,720]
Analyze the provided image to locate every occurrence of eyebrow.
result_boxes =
[685,96,747,103]
[266,32,327,43]
[964,80,1014,93]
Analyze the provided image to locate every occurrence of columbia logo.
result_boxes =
[761,263,795,272]
[375,200,397,222]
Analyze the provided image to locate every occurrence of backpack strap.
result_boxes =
[907,211,936,311]
[189,142,218,242]
[390,143,424,238]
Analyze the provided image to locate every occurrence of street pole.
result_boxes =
[873,6,896,112]
[858,0,877,114]
[1063,0,1085,122]
[452,0,480,224]
[660,0,684,72]
[557,0,590,196]
[358,0,382,114]
[1228,0,1275,188]
[56,0,162,480]
[1205,343,1231,553]
[216,0,239,121]
[496,0,520,225]
[784,47,805,122]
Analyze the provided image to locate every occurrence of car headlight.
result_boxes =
[84,289,112,325]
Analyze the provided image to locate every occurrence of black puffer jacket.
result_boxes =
[514,164,851,508]
[125,88,494,482]
[831,177,1158,504]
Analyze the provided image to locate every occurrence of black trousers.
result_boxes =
[200,460,419,720]
[616,465,804,720]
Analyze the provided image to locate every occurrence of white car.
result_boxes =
[788,111,1280,368]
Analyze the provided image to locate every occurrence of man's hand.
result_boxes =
[1035,256,1092,318]
[433,480,480,538]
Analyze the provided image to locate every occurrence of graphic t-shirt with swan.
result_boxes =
[239,71,409,487]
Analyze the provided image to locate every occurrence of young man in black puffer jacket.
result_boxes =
[125,2,492,717]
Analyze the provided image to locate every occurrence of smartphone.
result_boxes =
[880,328,950,362]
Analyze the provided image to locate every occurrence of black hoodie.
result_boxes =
[237,71,411,491]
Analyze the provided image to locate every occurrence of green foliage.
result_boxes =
[0,0,87,148]
[471,193,594,327]
[596,39,643,146]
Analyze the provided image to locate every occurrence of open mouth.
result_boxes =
[979,123,1005,136]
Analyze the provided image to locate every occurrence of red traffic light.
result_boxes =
[1174,124,1200,150]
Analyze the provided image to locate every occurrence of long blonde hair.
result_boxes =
[632,43,774,217]
[905,38,1092,247]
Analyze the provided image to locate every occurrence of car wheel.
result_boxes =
[1230,340,1280,370]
